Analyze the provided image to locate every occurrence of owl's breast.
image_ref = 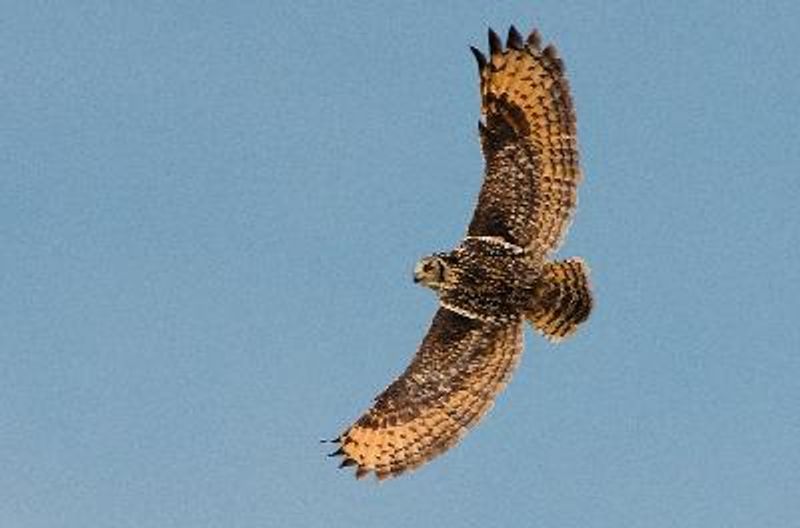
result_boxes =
[439,240,539,322]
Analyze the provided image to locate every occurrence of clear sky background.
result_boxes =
[2,1,799,527]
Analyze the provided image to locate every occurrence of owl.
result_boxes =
[328,25,593,480]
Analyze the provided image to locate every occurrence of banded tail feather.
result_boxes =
[528,258,592,341]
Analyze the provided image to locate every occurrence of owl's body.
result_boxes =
[330,24,593,480]
[428,237,539,323]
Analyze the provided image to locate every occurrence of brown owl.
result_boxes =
[328,24,593,480]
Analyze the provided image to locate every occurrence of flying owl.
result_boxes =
[328,25,593,480]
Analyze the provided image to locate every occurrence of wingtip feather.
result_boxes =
[507,25,523,50]
[488,28,502,55]
[526,28,542,50]
[470,46,487,70]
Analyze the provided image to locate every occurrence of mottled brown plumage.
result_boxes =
[528,259,593,341]
[330,24,593,480]
[470,26,580,254]
[331,308,523,480]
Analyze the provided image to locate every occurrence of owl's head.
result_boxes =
[413,255,453,291]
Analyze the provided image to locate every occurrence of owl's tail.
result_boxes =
[526,258,593,342]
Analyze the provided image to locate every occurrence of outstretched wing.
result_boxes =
[329,308,523,480]
[467,26,581,256]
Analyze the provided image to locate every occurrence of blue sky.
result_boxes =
[2,1,799,527]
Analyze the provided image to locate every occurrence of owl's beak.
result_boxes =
[413,262,424,283]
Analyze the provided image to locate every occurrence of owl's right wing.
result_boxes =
[467,26,582,256]
[329,308,523,480]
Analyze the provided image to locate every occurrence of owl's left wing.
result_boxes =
[467,26,581,256]
[329,308,523,480]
